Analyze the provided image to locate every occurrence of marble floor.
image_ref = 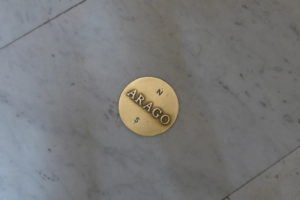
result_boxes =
[0,0,299,199]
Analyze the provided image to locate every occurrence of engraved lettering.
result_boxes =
[143,102,153,112]
[126,89,171,125]
[135,94,145,106]
[127,89,137,100]
[160,115,170,125]
[157,88,163,96]
[134,117,140,123]
[152,108,162,118]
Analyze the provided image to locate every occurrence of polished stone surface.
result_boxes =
[0,0,83,48]
[0,0,300,199]
[229,147,300,200]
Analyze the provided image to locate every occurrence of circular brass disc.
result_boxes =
[119,77,179,136]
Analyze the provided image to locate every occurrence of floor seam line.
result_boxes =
[221,144,300,200]
[0,0,87,51]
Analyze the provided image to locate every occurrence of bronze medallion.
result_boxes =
[119,77,179,136]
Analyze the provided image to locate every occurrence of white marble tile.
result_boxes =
[0,0,83,48]
[0,0,299,199]
[228,147,300,200]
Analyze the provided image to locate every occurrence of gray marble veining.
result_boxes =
[0,0,83,48]
[0,0,299,199]
[229,147,300,200]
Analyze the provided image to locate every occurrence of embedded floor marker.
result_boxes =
[118,77,179,136]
